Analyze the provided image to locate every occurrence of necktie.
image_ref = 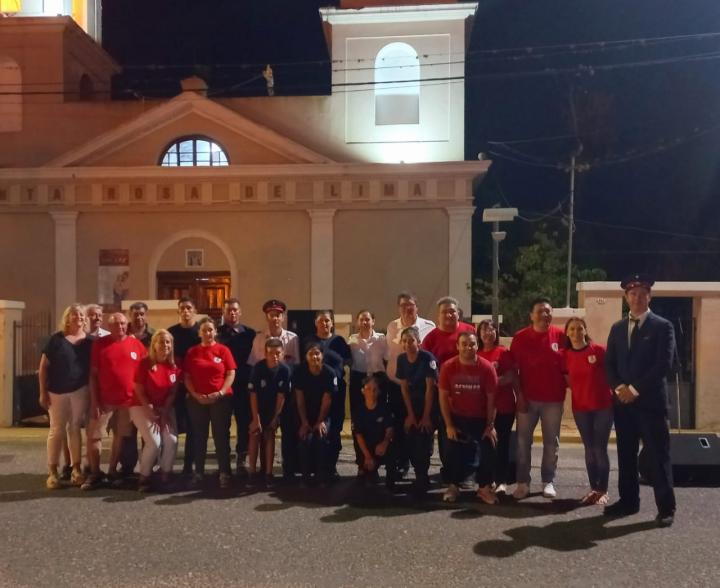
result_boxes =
[629,318,640,351]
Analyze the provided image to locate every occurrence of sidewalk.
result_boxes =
[0,418,601,444]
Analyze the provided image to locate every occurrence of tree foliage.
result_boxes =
[474,225,606,335]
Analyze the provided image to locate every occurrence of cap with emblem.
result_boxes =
[620,274,654,292]
[262,299,287,313]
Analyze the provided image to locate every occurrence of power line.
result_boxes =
[516,209,720,243]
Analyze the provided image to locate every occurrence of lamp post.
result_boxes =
[482,207,518,326]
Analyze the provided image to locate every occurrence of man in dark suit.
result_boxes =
[216,298,257,477]
[604,274,676,527]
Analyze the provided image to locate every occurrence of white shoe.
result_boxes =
[494,483,508,495]
[543,482,557,499]
[512,482,529,500]
[443,484,459,503]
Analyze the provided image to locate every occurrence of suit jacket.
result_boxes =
[216,323,257,393]
[605,311,676,415]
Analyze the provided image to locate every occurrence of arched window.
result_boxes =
[0,56,22,133]
[160,136,230,167]
[374,42,420,126]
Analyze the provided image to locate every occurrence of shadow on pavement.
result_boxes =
[0,473,261,504]
[0,473,150,504]
[0,472,583,524]
[473,514,657,557]
[252,480,581,523]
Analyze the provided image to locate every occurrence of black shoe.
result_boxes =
[656,512,674,528]
[603,500,640,517]
[264,474,276,489]
[411,476,430,495]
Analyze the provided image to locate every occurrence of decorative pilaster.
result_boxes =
[446,206,475,314]
[50,211,79,324]
[308,209,337,309]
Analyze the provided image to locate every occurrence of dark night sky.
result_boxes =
[102,0,720,285]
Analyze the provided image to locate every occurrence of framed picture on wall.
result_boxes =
[185,249,204,268]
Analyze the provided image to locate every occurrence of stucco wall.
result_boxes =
[333,208,448,327]
[0,213,55,316]
[75,210,312,329]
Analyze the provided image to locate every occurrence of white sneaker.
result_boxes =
[443,484,459,503]
[494,483,508,495]
[543,482,557,499]
[512,482,529,500]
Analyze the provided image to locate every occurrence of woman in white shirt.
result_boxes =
[348,310,387,424]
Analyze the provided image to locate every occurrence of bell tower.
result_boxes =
[320,1,477,163]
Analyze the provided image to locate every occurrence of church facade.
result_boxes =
[0,1,488,328]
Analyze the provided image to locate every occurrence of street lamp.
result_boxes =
[482,207,518,326]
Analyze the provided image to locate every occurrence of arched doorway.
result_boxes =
[148,230,238,321]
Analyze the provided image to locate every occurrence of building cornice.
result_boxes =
[0,160,489,181]
[319,2,477,24]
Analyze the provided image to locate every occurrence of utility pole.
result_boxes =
[565,154,576,308]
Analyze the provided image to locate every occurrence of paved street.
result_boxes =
[1,430,718,587]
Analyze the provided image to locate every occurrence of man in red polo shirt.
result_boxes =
[83,312,147,490]
[510,297,567,500]
[422,296,476,476]
[438,331,498,504]
[422,296,476,366]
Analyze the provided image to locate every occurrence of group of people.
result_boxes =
[37,274,677,527]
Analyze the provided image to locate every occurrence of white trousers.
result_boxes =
[46,386,89,468]
[129,406,178,477]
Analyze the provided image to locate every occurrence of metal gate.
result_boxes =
[12,311,52,425]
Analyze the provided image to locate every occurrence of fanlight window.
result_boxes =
[160,136,229,167]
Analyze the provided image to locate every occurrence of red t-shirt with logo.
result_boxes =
[183,343,237,396]
[421,322,476,366]
[510,325,567,403]
[91,336,147,406]
[438,356,497,418]
[133,359,181,407]
[478,345,516,415]
[562,343,613,412]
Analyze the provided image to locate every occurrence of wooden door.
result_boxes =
[156,271,230,321]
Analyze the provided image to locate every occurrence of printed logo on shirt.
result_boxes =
[213,356,222,364]
[588,355,597,364]
[170,373,176,383]
[333,377,338,387]
[248,383,255,391]
[376,416,383,423]
[551,342,559,352]
[130,351,138,360]
[151,364,157,372]
[279,380,285,387]
[260,379,267,388]
[429,360,437,370]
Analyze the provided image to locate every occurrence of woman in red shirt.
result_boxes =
[129,329,180,492]
[184,317,237,488]
[563,317,614,506]
[477,319,518,496]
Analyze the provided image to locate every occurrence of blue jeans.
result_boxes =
[515,400,564,484]
[573,407,613,492]
[446,416,496,487]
